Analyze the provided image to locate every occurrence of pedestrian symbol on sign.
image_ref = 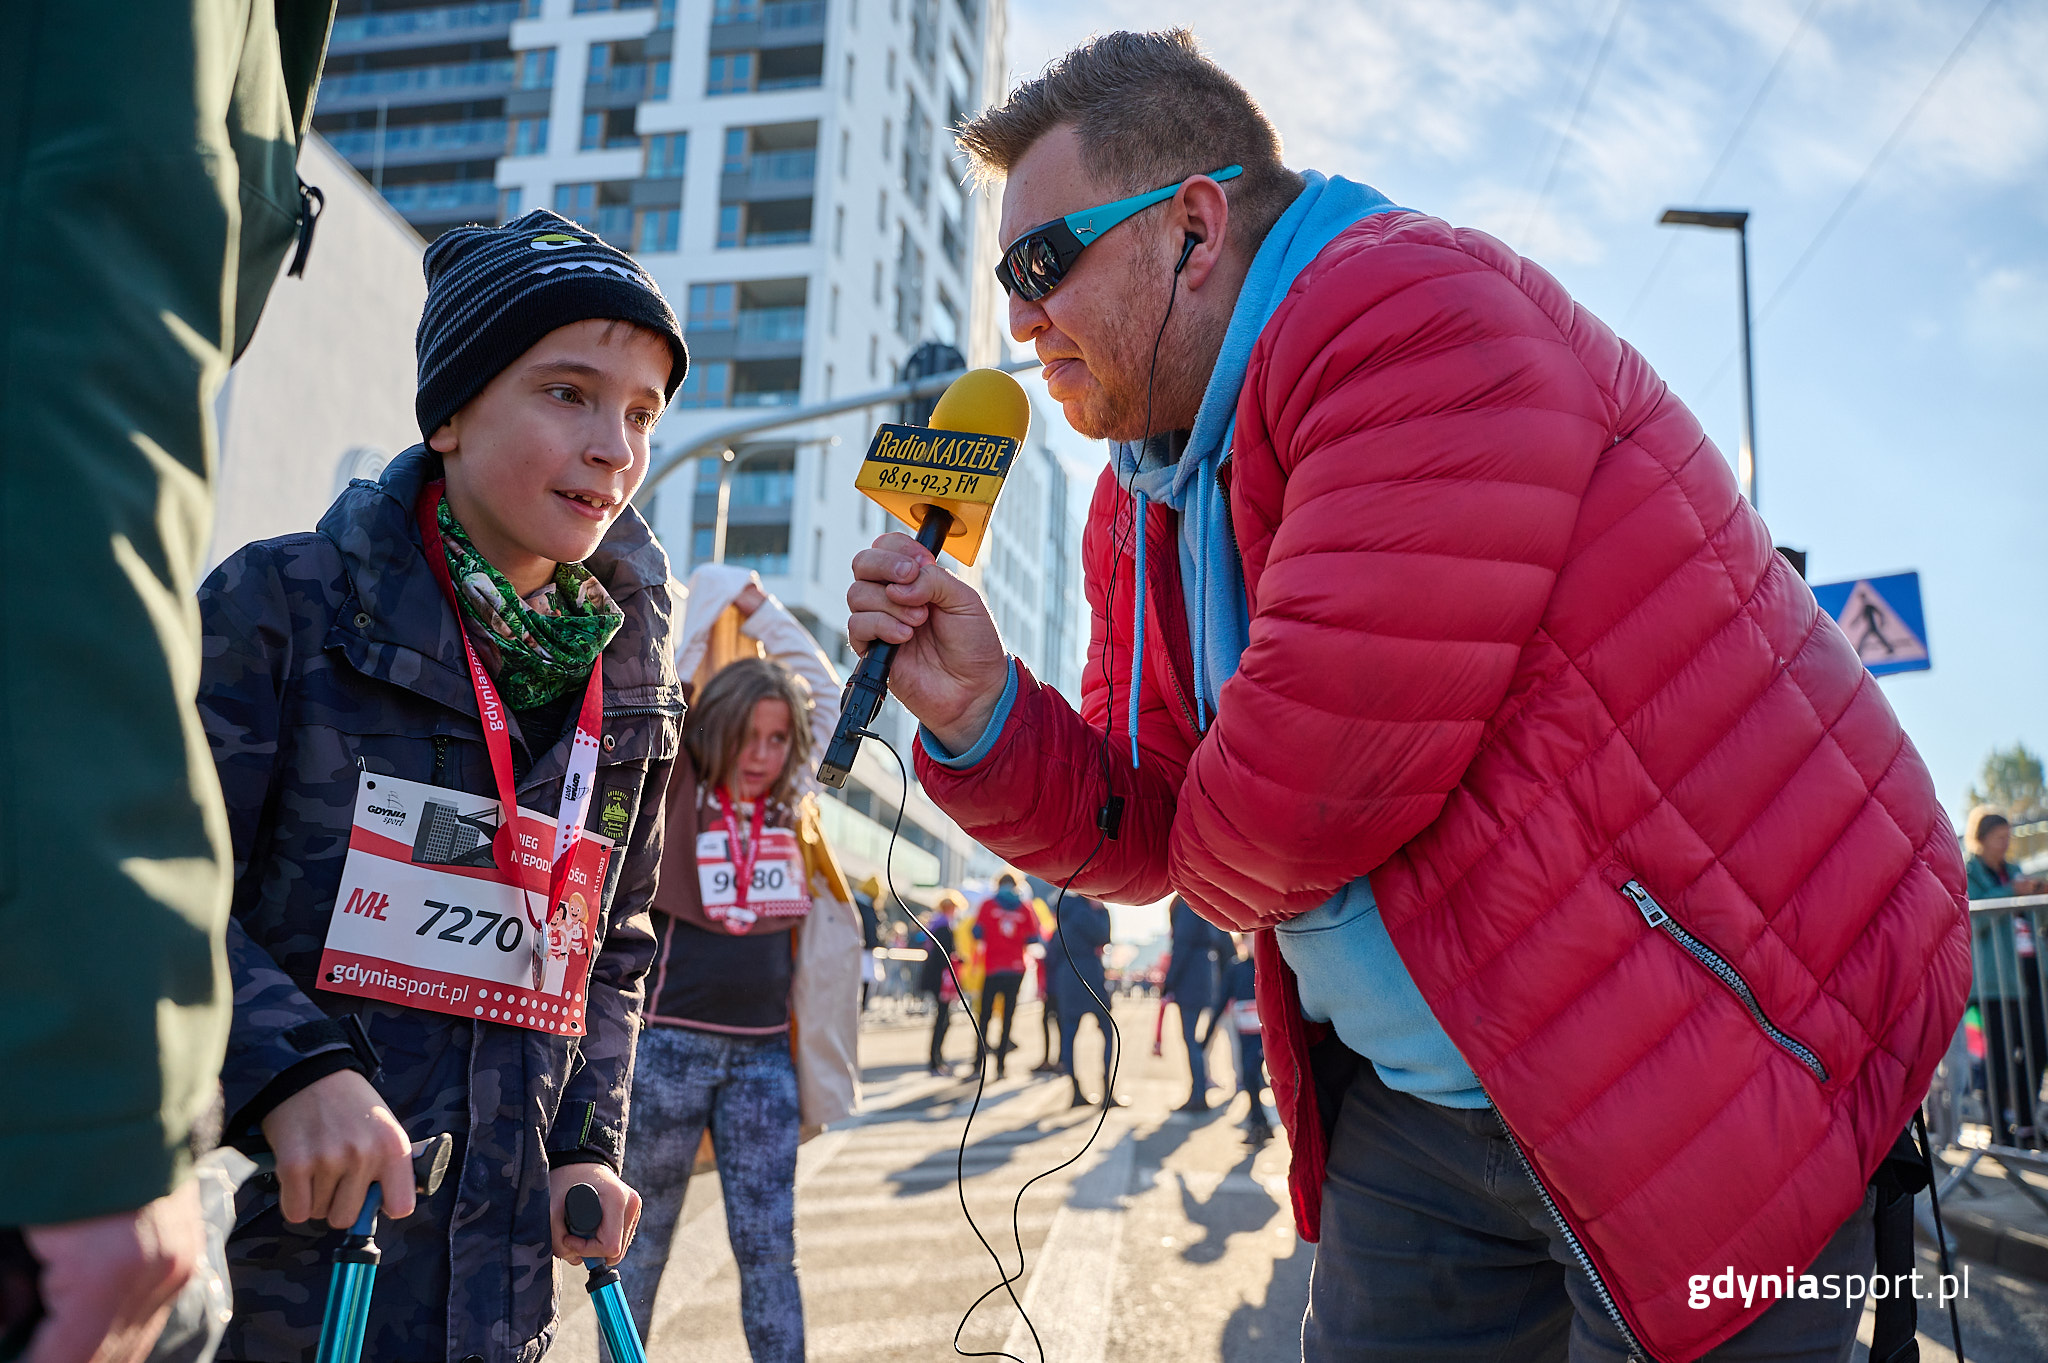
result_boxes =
[1810,573,1931,678]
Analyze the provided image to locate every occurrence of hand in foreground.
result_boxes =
[259,1068,416,1228]
[733,580,769,618]
[549,1165,640,1266]
[845,532,1009,752]
[23,1179,204,1363]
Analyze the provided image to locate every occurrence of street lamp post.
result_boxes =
[1658,208,1757,510]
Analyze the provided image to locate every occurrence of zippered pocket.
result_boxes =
[1618,878,1828,1083]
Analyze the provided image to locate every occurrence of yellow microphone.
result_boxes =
[817,368,1031,788]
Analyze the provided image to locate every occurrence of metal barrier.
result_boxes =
[1925,893,2048,1221]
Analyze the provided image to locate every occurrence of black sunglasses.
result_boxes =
[994,165,1244,301]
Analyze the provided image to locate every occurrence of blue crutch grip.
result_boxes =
[314,1185,384,1363]
[563,1183,650,1363]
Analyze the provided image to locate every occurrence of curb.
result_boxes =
[1922,1204,2048,1282]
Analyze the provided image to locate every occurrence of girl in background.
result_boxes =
[618,571,862,1360]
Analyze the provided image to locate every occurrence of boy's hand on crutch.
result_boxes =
[260,1069,416,1228]
[550,1164,640,1266]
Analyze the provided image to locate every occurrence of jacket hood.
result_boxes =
[319,445,683,713]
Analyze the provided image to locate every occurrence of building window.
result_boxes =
[844,54,856,101]
[554,182,598,222]
[839,128,850,176]
[707,52,755,95]
[833,204,844,256]
[829,284,839,335]
[644,131,687,178]
[902,89,930,209]
[881,118,892,160]
[634,208,680,253]
[868,333,878,379]
[584,108,637,150]
[587,41,614,85]
[678,361,732,408]
[824,363,833,400]
[689,283,737,330]
[515,48,556,90]
[813,528,825,581]
[507,117,550,156]
[876,187,886,231]
[717,203,743,248]
[712,0,759,19]
[894,226,924,341]
[933,288,958,347]
[498,188,522,222]
[886,48,896,89]
[722,128,748,174]
[871,260,882,304]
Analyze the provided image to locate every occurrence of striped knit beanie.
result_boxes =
[414,208,687,438]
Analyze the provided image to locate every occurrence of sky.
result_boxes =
[990,0,2048,841]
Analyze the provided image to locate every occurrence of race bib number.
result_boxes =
[317,773,613,1035]
[696,827,809,933]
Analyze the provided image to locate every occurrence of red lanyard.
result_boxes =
[714,788,767,908]
[416,481,605,931]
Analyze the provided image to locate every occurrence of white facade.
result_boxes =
[479,0,1041,883]
[209,133,428,569]
[306,0,1078,887]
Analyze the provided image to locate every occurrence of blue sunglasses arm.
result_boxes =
[1063,165,1244,245]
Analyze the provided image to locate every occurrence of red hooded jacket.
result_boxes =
[918,212,1969,1360]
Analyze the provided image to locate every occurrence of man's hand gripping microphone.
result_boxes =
[817,368,1031,788]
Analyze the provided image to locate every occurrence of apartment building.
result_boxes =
[315,0,1089,889]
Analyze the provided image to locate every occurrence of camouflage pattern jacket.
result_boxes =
[197,447,683,1362]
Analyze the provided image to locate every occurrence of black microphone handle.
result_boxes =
[816,507,955,789]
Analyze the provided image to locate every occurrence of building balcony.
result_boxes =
[378,179,502,221]
[686,312,805,362]
[327,119,509,169]
[708,0,827,52]
[327,2,522,54]
[694,468,796,514]
[584,60,670,109]
[718,149,815,203]
[737,307,805,345]
[320,59,515,112]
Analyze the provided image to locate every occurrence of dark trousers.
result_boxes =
[1040,990,1061,1065]
[1980,961,2048,1144]
[977,970,1023,1063]
[1058,993,1114,1090]
[1179,1000,1211,1098]
[1307,1061,1876,1363]
[1237,1031,1267,1101]
[928,990,952,1068]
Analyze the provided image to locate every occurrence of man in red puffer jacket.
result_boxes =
[844,30,1968,1363]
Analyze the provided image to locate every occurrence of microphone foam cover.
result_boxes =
[927,368,1031,443]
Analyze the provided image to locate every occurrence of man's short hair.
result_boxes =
[956,29,1304,260]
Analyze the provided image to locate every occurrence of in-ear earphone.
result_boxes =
[1175,234,1199,274]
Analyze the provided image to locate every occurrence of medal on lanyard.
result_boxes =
[714,788,766,911]
[417,481,605,988]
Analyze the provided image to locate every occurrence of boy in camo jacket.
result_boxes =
[197,211,688,1361]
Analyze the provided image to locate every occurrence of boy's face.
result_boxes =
[430,318,672,590]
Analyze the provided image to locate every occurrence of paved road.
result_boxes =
[558,997,2047,1362]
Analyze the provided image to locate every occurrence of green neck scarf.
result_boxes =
[436,499,625,709]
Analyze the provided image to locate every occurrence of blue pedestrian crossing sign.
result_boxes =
[1811,572,1930,677]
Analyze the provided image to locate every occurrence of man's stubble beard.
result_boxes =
[1065,288,1208,445]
